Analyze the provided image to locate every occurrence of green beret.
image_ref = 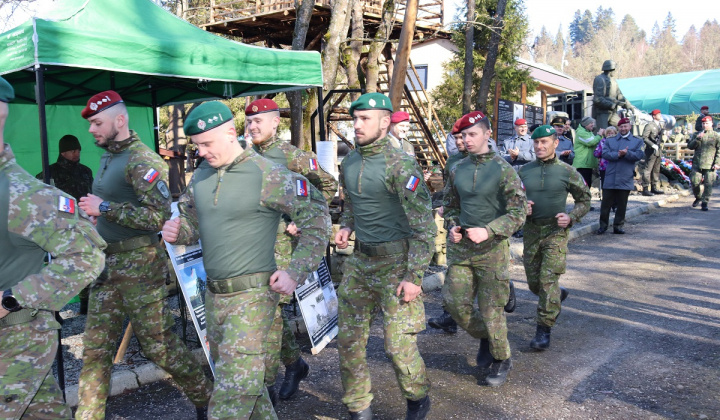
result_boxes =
[531,125,556,139]
[184,101,234,136]
[0,76,15,103]
[349,93,393,117]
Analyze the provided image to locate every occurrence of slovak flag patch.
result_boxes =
[296,179,308,197]
[143,168,159,183]
[406,175,421,192]
[309,158,318,171]
[58,196,76,214]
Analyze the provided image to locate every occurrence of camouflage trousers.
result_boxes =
[264,230,301,387]
[76,244,212,420]
[523,221,568,328]
[443,240,511,360]
[691,169,716,203]
[1,311,71,420]
[338,252,429,413]
[206,285,279,420]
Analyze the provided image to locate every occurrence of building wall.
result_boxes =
[408,38,458,95]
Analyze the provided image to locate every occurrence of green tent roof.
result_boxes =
[0,0,323,106]
[617,69,720,116]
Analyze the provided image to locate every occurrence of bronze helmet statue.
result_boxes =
[602,60,616,71]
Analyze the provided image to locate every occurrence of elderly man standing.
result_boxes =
[443,111,526,387]
[245,98,336,404]
[388,111,416,157]
[688,115,720,211]
[573,117,603,189]
[551,117,575,165]
[335,93,435,420]
[597,117,644,234]
[640,109,665,196]
[76,91,213,420]
[163,101,331,419]
[0,76,106,420]
[518,125,590,351]
[501,118,534,168]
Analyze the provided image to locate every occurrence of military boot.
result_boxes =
[702,202,709,211]
[406,395,431,420]
[267,385,279,407]
[692,198,701,207]
[427,310,457,333]
[485,358,512,387]
[196,406,208,420]
[530,325,551,351]
[504,281,516,313]
[642,187,654,196]
[476,339,493,369]
[279,357,309,399]
[651,186,664,195]
[350,406,373,420]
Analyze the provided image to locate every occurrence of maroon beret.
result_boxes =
[514,118,527,126]
[245,98,279,116]
[81,90,124,119]
[651,109,661,115]
[457,111,486,132]
[701,105,709,111]
[618,117,631,126]
[391,111,410,123]
[702,115,713,122]
[451,118,463,135]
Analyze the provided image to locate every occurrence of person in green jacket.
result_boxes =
[573,117,604,189]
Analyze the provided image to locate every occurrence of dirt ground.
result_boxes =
[101,194,719,420]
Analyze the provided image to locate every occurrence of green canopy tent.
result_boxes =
[617,69,720,116]
[0,0,323,176]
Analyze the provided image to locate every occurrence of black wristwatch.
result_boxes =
[99,201,111,214]
[2,289,21,312]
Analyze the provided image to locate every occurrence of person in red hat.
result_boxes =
[596,117,644,234]
[695,106,713,132]
[441,111,526,387]
[75,91,214,419]
[388,111,416,157]
[244,97,337,404]
[501,118,535,168]
[639,109,665,195]
[688,115,720,210]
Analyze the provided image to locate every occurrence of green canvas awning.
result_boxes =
[617,69,720,116]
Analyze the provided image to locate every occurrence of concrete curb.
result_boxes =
[66,347,206,408]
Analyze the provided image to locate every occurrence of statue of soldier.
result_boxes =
[592,60,632,129]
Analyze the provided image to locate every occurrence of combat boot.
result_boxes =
[651,186,664,195]
[692,198,701,207]
[406,395,431,420]
[427,310,457,333]
[702,202,709,211]
[279,357,309,399]
[267,385,279,407]
[642,187,654,196]
[350,406,373,420]
[529,325,551,351]
[485,358,512,387]
[504,281,516,313]
[476,339,493,369]
[196,406,208,420]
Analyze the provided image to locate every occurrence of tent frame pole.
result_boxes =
[35,65,51,184]
[152,88,160,153]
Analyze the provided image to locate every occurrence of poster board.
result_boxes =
[295,258,339,354]
[496,99,525,141]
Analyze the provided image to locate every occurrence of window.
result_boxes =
[406,65,428,91]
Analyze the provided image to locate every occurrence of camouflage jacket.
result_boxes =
[36,155,93,200]
[443,151,526,257]
[1,145,106,321]
[93,131,171,242]
[388,133,416,157]
[641,120,662,155]
[339,136,436,286]
[175,147,331,283]
[688,129,720,170]
[518,155,591,226]
[253,136,338,202]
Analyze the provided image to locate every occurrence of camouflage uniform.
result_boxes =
[76,132,212,420]
[640,120,663,190]
[1,145,106,420]
[442,151,526,360]
[174,147,330,419]
[688,129,720,203]
[252,135,336,387]
[518,156,590,327]
[337,136,436,413]
[388,133,416,157]
[35,155,94,201]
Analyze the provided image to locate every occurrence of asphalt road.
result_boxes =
[98,195,719,420]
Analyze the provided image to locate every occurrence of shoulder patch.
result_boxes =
[58,196,76,214]
[157,180,170,198]
[309,158,318,171]
[143,168,159,183]
[406,175,421,192]
[296,179,309,197]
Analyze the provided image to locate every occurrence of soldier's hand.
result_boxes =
[286,222,300,237]
[0,308,9,319]
[466,227,489,244]
[527,200,534,216]
[335,227,352,249]
[270,270,297,295]
[618,148,627,158]
[555,213,571,228]
[162,218,181,243]
[89,215,98,226]
[79,193,103,216]
[396,280,422,303]
[423,170,432,182]
[562,150,571,156]
[449,226,463,243]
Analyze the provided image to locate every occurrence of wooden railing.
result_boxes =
[661,143,694,161]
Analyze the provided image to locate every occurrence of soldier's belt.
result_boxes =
[527,217,558,226]
[206,271,272,295]
[104,233,160,254]
[355,239,409,257]
[0,308,39,328]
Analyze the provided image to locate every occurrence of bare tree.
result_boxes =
[365,0,395,93]
[287,0,315,148]
[344,0,364,102]
[462,0,475,114]
[476,0,508,112]
[321,0,351,92]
